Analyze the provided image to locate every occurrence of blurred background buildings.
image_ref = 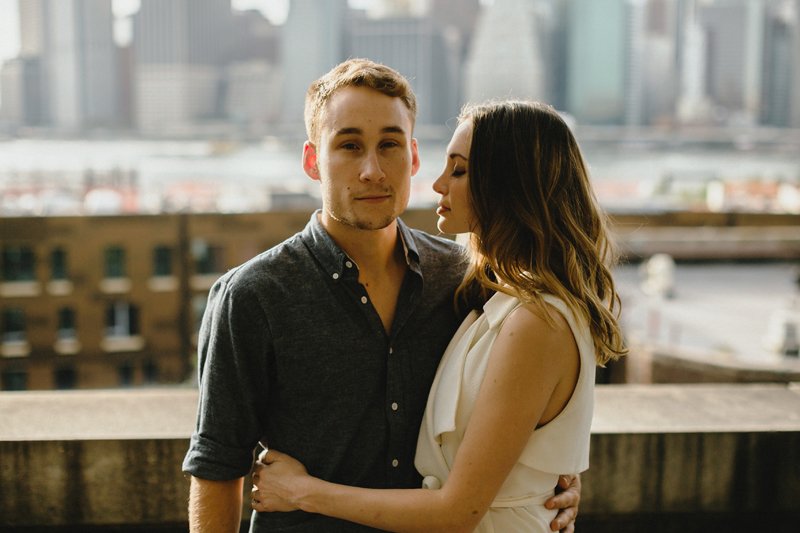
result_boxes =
[0,0,799,392]
[0,0,799,136]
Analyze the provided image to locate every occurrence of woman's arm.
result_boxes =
[252,303,580,533]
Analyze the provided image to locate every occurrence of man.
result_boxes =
[183,58,580,532]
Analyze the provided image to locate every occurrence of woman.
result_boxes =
[251,100,626,532]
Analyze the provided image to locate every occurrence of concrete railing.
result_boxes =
[1,384,799,532]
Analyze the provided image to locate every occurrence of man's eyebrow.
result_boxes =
[333,127,362,136]
[381,125,407,135]
[332,126,407,136]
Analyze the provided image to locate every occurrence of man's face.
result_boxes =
[303,86,419,232]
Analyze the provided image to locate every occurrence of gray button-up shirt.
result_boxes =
[183,211,467,532]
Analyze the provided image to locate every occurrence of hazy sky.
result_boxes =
[0,0,491,68]
[0,0,19,64]
[0,0,291,66]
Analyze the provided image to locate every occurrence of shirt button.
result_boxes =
[332,273,339,280]
[391,459,399,468]
[345,261,353,268]
[391,402,398,411]
[388,347,393,355]
[361,296,368,304]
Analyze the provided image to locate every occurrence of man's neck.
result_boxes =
[319,212,403,275]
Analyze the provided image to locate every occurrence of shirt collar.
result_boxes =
[300,210,421,278]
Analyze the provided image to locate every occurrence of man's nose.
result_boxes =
[359,151,386,182]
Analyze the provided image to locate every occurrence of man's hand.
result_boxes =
[545,474,581,532]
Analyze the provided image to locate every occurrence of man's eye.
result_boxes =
[381,141,399,149]
[341,143,359,150]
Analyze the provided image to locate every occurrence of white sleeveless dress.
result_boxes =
[414,291,596,533]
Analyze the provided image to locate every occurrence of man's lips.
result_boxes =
[355,194,392,202]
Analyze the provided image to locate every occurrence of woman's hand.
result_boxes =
[251,448,309,513]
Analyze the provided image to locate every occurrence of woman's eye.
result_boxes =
[452,168,466,177]
[342,142,359,150]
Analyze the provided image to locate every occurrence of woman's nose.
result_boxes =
[432,173,447,194]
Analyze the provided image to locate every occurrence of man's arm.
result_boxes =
[189,476,244,533]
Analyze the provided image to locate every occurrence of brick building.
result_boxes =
[0,209,446,390]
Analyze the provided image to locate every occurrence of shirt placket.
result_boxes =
[385,268,421,483]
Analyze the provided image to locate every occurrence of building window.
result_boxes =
[119,362,134,386]
[105,302,140,337]
[192,240,225,275]
[143,359,159,384]
[104,246,126,279]
[54,365,77,390]
[51,247,68,280]
[57,307,77,340]
[1,245,35,282]
[1,370,27,391]
[153,246,173,277]
[2,308,26,343]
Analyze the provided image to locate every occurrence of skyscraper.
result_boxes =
[762,0,800,127]
[347,14,458,130]
[643,0,680,126]
[625,0,648,126]
[40,0,118,131]
[0,59,26,125]
[793,0,800,127]
[698,0,763,124]
[428,0,480,110]
[0,57,43,127]
[464,0,547,104]
[280,0,348,132]
[567,0,627,124]
[18,0,46,57]
[676,0,712,125]
[133,0,233,133]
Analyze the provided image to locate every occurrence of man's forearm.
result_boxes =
[189,476,244,533]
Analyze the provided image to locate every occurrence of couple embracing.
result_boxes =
[183,58,625,533]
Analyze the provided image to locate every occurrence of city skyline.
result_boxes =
[0,0,477,64]
[1,0,799,134]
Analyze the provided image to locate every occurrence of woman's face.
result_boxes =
[432,120,475,235]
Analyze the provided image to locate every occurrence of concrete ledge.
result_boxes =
[614,225,800,260]
[0,389,198,441]
[625,342,800,384]
[585,384,800,530]
[1,385,799,529]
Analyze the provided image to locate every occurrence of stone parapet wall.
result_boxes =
[1,385,799,531]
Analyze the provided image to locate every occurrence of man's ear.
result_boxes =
[410,137,420,177]
[303,141,320,181]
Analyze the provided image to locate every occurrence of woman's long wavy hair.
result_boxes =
[455,100,627,365]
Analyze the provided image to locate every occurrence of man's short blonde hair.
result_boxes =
[304,58,417,144]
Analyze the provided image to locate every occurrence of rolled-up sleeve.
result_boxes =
[182,276,271,480]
